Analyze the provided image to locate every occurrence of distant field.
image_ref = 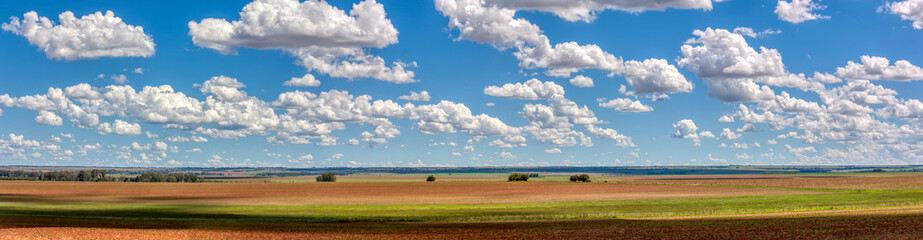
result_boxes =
[0,180,826,205]
[1,172,922,238]
[618,172,923,191]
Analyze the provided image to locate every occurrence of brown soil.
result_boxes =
[0,181,823,205]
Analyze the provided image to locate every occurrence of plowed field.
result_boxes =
[0,181,823,205]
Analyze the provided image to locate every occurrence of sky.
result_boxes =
[1,0,923,168]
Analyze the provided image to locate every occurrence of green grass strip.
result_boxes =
[0,191,922,223]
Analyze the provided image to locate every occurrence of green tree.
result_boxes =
[570,174,591,182]
[77,170,89,181]
[426,175,436,182]
[508,173,529,181]
[316,172,336,182]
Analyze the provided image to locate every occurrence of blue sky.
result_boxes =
[1,0,922,167]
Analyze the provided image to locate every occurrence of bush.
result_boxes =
[569,174,591,182]
[528,173,540,178]
[508,173,529,181]
[426,175,436,182]
[316,172,336,182]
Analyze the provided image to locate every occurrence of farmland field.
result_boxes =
[1,172,923,239]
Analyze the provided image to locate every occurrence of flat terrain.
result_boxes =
[0,181,823,205]
[617,172,923,190]
[2,172,923,238]
[2,209,923,239]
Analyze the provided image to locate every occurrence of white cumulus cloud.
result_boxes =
[775,0,829,24]
[597,98,653,112]
[189,0,415,83]
[2,11,154,61]
[283,74,321,87]
[398,91,431,101]
[883,0,923,29]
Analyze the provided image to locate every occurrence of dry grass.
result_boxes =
[0,181,823,205]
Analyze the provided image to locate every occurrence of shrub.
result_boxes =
[528,173,540,178]
[316,172,336,182]
[426,175,436,182]
[570,174,591,182]
[508,173,529,181]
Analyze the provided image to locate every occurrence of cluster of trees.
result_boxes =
[316,172,336,182]
[0,169,203,182]
[426,175,436,182]
[0,169,109,181]
[508,173,530,181]
[569,174,591,182]
[135,172,204,182]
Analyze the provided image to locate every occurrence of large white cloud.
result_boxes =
[435,0,693,95]
[679,28,786,79]
[835,55,923,81]
[484,79,636,148]
[189,0,415,83]
[677,28,830,102]
[884,0,923,29]
[2,77,528,149]
[2,11,154,61]
[774,0,829,24]
[188,0,397,53]
[491,0,720,22]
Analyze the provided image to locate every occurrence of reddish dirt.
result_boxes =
[1,211,921,239]
[0,181,823,205]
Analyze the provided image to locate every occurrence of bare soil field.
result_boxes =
[222,175,507,183]
[0,181,822,205]
[1,210,922,240]
[3,174,921,239]
[620,173,923,190]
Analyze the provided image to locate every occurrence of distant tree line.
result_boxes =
[0,169,203,182]
[134,172,204,182]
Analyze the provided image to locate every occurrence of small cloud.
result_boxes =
[111,74,128,84]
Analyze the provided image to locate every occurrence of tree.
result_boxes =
[316,172,336,182]
[508,173,529,181]
[426,175,436,182]
[77,170,89,181]
[570,174,591,182]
